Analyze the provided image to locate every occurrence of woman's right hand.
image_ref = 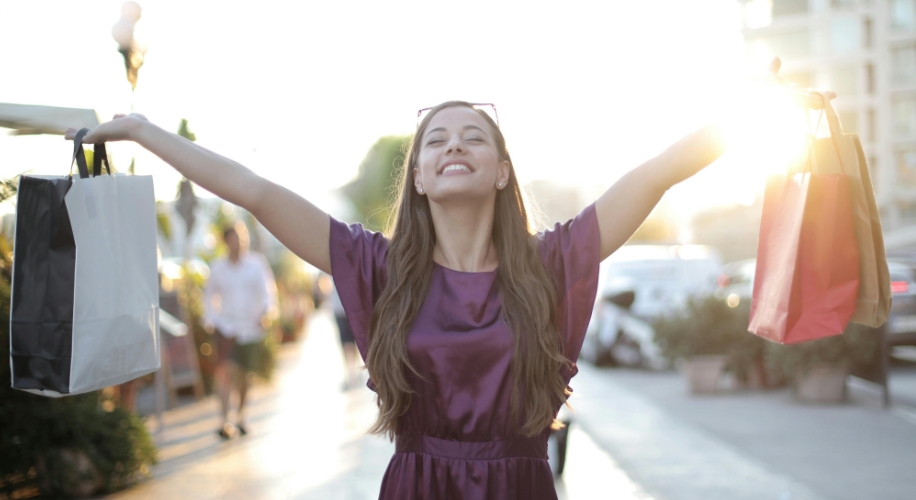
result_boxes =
[64,113,149,144]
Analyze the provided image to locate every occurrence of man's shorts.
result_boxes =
[213,329,261,372]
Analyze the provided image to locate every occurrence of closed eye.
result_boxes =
[426,139,445,146]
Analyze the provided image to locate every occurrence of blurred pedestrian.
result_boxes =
[330,281,362,390]
[69,63,832,499]
[203,222,278,439]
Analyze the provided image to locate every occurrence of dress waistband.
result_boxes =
[395,435,547,460]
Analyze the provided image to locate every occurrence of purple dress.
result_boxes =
[330,205,600,500]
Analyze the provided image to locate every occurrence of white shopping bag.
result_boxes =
[10,129,160,396]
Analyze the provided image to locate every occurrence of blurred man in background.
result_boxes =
[204,222,278,439]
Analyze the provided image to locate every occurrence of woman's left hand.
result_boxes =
[768,57,836,110]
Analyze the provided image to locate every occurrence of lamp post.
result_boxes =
[111,2,146,174]
[111,2,145,94]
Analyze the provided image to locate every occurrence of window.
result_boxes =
[867,63,875,93]
[892,0,916,32]
[893,96,916,137]
[897,150,916,187]
[831,17,861,52]
[868,108,876,140]
[831,0,857,8]
[748,29,811,58]
[892,46,916,84]
[773,0,809,17]
[838,110,859,133]
[826,65,859,96]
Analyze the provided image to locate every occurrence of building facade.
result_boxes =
[739,0,916,231]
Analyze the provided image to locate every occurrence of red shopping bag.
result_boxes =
[748,171,859,344]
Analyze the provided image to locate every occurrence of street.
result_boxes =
[106,310,916,499]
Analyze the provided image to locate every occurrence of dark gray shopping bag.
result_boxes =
[10,129,160,397]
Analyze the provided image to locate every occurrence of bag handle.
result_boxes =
[801,92,848,175]
[70,128,111,179]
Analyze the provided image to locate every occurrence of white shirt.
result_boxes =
[204,252,278,345]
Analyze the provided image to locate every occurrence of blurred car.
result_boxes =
[714,259,756,304]
[598,244,723,320]
[580,278,666,369]
[886,261,916,346]
[581,245,721,369]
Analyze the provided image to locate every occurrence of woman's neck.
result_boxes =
[429,199,498,273]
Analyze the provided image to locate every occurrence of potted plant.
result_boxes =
[654,295,760,394]
[766,322,880,403]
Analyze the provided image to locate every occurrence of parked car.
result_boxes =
[581,280,664,369]
[714,259,756,303]
[581,245,721,369]
[887,261,916,346]
[598,244,723,320]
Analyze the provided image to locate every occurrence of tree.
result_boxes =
[341,135,411,231]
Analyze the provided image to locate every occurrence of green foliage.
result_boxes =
[0,230,156,496]
[176,119,197,142]
[766,322,881,378]
[342,135,412,231]
[654,295,755,359]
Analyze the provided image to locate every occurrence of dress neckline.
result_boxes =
[432,262,498,275]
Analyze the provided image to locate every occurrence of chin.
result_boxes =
[427,186,494,205]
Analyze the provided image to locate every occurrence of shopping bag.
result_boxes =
[809,101,891,327]
[10,128,160,397]
[748,123,860,344]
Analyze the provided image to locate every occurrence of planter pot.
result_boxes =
[795,366,848,403]
[681,355,728,394]
[36,448,103,498]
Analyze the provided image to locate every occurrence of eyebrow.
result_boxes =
[424,125,490,139]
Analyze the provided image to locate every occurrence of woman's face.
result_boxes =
[414,106,510,203]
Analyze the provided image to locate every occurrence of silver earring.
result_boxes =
[497,182,504,188]
[418,187,424,194]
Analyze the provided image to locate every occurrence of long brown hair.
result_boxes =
[365,101,570,439]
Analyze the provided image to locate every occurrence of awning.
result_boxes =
[0,102,100,135]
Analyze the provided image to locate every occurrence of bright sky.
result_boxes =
[0,0,782,224]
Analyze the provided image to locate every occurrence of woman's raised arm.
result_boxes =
[594,78,835,262]
[66,114,332,273]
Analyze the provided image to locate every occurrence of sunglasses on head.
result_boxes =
[417,103,499,129]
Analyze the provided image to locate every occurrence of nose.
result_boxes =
[445,136,465,154]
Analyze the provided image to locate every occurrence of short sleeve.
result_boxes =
[329,217,389,359]
[537,204,601,379]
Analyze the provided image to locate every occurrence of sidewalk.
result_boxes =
[106,311,393,499]
[569,363,916,500]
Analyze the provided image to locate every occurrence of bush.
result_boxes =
[766,322,881,379]
[654,295,754,357]
[654,295,766,382]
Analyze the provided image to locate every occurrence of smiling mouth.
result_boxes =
[440,164,473,175]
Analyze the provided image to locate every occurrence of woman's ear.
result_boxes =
[496,160,511,189]
[413,167,425,194]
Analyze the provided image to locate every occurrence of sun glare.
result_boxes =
[719,83,812,177]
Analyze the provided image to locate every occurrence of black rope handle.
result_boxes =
[69,128,111,179]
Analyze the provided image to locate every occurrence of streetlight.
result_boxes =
[111,1,146,174]
[111,2,146,95]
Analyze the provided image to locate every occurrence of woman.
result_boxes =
[67,67,831,499]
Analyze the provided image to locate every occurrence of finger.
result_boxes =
[64,128,77,140]
[113,113,127,120]
[769,57,781,75]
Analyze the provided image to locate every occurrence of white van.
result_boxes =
[598,244,723,321]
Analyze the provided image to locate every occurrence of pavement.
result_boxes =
[102,310,916,499]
